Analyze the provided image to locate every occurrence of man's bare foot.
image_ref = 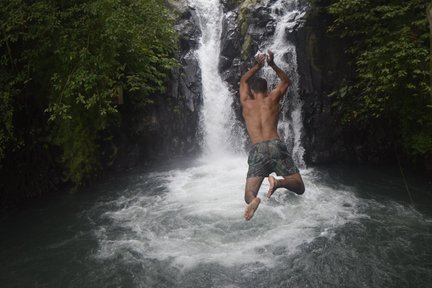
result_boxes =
[244,198,261,221]
[267,176,278,198]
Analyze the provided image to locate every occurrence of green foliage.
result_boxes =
[0,0,177,190]
[326,0,432,156]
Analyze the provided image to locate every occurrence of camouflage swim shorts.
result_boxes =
[247,139,299,178]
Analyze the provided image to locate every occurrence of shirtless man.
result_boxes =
[241,50,305,221]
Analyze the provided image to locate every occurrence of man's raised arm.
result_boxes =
[239,54,265,102]
[267,50,290,98]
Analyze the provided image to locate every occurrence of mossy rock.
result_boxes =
[238,0,262,59]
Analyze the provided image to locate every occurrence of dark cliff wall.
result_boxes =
[218,0,347,162]
[110,0,432,177]
[296,3,417,165]
[115,0,402,168]
[219,0,291,149]
[218,0,382,164]
[114,3,202,169]
[294,5,353,164]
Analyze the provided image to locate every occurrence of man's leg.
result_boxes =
[244,176,264,221]
[267,173,305,198]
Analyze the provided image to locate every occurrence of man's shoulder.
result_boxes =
[268,89,282,100]
[241,96,256,103]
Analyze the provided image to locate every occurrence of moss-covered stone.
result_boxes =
[241,34,252,60]
[238,0,261,60]
[165,0,188,18]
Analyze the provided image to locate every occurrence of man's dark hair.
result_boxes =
[250,77,268,93]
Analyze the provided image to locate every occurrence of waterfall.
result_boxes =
[93,0,361,277]
[193,0,306,168]
[260,0,306,167]
[193,0,237,157]
[39,2,429,286]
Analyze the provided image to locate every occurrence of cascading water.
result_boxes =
[260,0,306,167]
[93,0,361,275]
[82,0,432,287]
[195,0,237,157]
[1,1,431,287]
[197,0,306,164]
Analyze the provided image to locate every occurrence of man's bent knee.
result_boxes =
[295,184,305,195]
[293,179,305,195]
[244,192,255,204]
[283,173,305,195]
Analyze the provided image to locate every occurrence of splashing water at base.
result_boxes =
[1,163,431,288]
[95,156,362,271]
[96,0,361,273]
[90,160,432,288]
[1,0,431,287]
[91,0,432,285]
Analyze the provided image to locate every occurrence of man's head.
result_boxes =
[250,77,268,94]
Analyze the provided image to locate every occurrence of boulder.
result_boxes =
[219,11,241,71]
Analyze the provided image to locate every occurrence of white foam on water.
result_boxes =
[96,156,361,270]
[94,0,363,273]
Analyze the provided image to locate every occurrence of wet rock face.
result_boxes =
[218,3,246,141]
[177,8,201,52]
[219,0,310,151]
[217,0,352,164]
[154,4,203,156]
[294,8,354,164]
[295,7,393,164]
[114,2,203,169]
[219,10,242,89]
[116,0,361,168]
[219,11,241,71]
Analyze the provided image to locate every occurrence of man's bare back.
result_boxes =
[240,51,289,144]
[242,89,281,144]
[239,50,305,221]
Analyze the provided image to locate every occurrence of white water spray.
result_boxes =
[94,0,361,274]
[261,0,306,167]
[195,0,237,157]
